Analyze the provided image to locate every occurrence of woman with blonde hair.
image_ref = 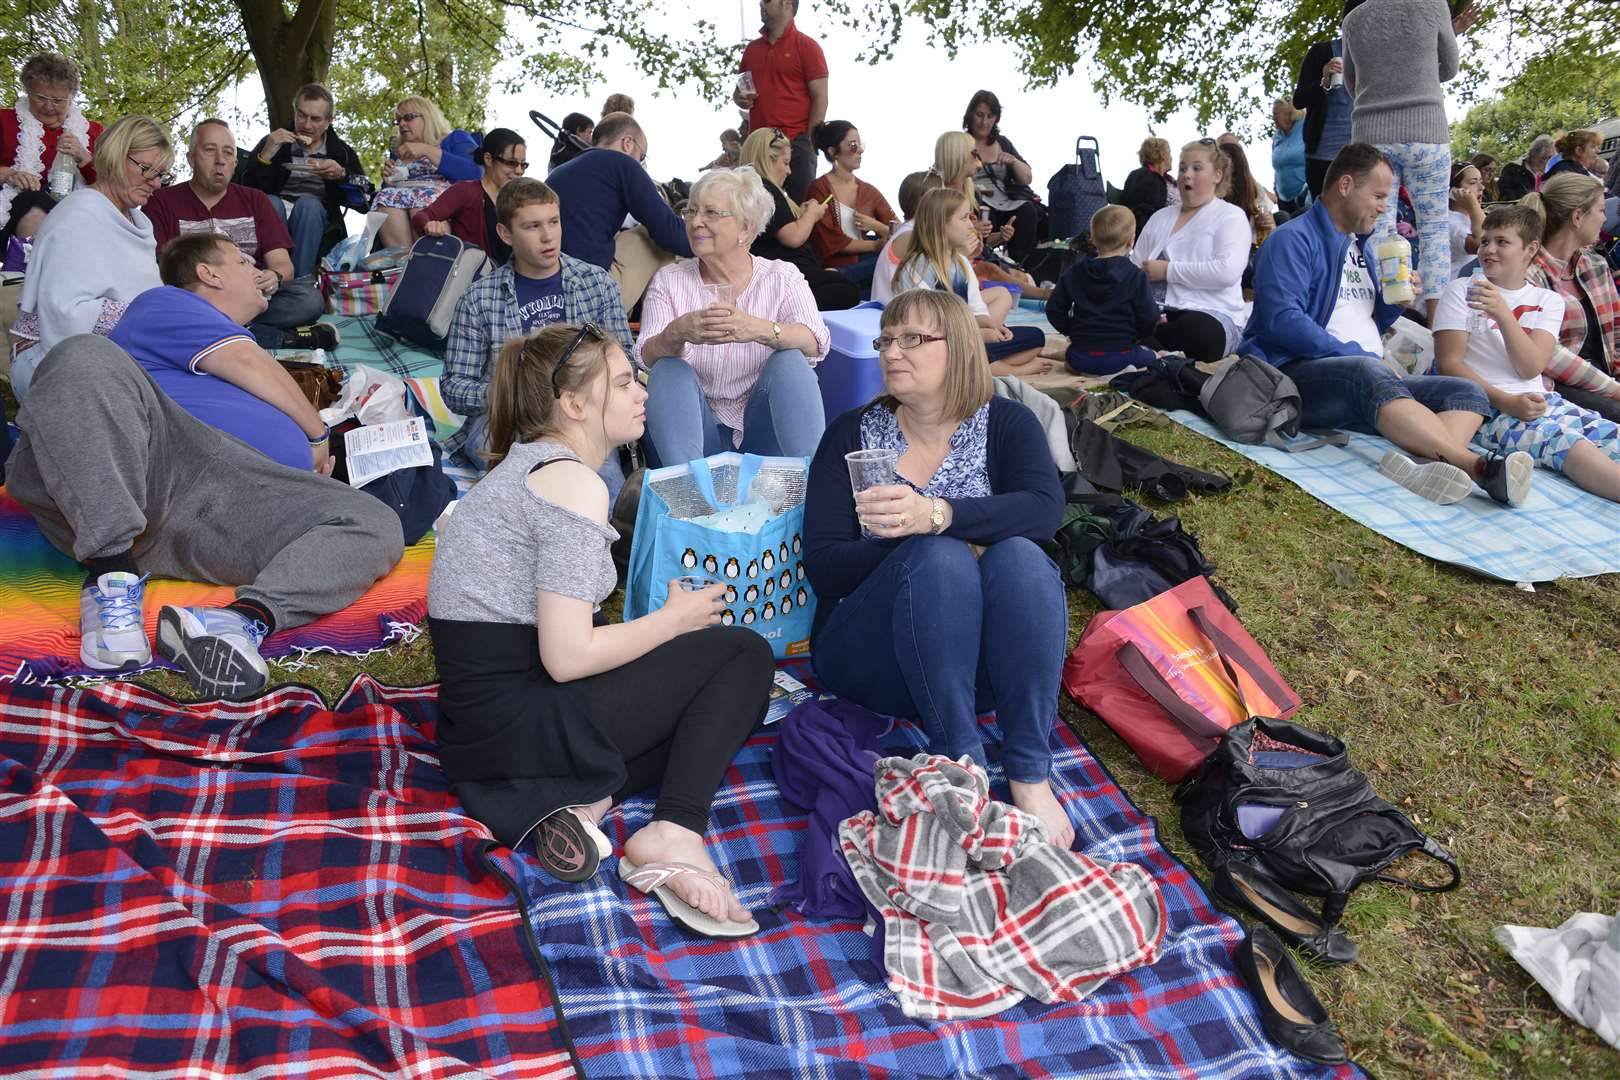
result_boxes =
[372,94,480,247]
[1544,130,1602,182]
[802,288,1072,849]
[933,129,1010,251]
[1271,97,1307,213]
[11,114,170,397]
[893,187,1045,375]
[1522,172,1620,421]
[428,322,773,936]
[1130,139,1251,363]
[1122,136,1174,234]
[739,128,858,310]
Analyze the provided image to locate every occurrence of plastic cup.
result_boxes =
[737,72,756,98]
[845,448,898,494]
[701,282,733,310]
[676,575,719,592]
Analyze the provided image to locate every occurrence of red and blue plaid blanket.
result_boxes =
[514,665,1368,1080]
[0,677,578,1079]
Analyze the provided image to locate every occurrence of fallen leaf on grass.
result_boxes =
[1330,563,1358,587]
[1553,795,1571,808]
[1344,669,1366,687]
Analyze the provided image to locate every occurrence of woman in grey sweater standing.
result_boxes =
[1342,0,1478,322]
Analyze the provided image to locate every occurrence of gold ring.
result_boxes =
[900,513,908,526]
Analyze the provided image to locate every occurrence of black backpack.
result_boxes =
[1176,717,1461,928]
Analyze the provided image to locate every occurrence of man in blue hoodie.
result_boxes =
[1239,143,1532,507]
[546,112,693,312]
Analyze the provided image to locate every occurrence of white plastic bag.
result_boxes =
[320,364,412,427]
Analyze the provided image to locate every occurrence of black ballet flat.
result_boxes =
[1214,861,1358,966]
[1235,925,1349,1066]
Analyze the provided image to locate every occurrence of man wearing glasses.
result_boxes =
[147,119,335,352]
[546,112,692,312]
[239,84,373,277]
[735,0,829,202]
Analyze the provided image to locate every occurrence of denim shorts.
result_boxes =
[1282,355,1489,433]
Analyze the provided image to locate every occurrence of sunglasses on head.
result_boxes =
[552,322,606,397]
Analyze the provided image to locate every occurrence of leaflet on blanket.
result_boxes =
[764,669,818,725]
[344,416,433,487]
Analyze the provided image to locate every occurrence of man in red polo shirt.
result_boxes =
[735,0,829,203]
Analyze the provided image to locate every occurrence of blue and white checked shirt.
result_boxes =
[441,256,632,461]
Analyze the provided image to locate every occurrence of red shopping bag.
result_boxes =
[1062,577,1301,781]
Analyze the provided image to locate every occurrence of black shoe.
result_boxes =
[1234,925,1349,1066]
[282,322,342,352]
[1477,450,1533,507]
[1213,862,1358,965]
[531,807,611,882]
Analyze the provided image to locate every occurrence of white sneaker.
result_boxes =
[155,605,270,700]
[1378,451,1473,505]
[79,572,152,671]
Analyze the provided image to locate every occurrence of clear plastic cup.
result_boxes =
[737,72,756,99]
[701,282,733,310]
[845,448,898,494]
[676,575,719,592]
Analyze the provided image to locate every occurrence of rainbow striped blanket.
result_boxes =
[0,490,432,683]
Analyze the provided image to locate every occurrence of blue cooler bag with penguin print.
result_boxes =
[624,452,816,659]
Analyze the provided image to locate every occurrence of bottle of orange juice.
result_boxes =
[1374,234,1413,305]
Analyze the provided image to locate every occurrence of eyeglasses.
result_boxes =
[552,322,606,396]
[126,155,175,185]
[1196,137,1217,146]
[491,155,529,171]
[679,206,736,223]
[26,91,71,109]
[872,332,947,352]
[395,112,422,125]
[842,141,863,153]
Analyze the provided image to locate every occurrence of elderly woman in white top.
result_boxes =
[637,166,830,467]
[11,114,170,398]
[1130,139,1252,363]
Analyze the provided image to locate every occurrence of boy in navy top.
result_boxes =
[1047,205,1160,375]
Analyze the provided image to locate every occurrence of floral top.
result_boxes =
[859,401,992,499]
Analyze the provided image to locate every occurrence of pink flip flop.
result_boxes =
[618,858,760,939]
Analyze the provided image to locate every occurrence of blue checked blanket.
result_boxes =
[0,677,579,1079]
[323,313,447,379]
[1165,411,1620,582]
[514,665,1366,1080]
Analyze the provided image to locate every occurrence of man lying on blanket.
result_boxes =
[4,231,404,699]
[1240,142,1532,508]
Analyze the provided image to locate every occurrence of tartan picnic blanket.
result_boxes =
[0,676,579,1079]
[0,490,433,683]
[1167,411,1620,582]
[325,313,447,380]
[516,664,1366,1080]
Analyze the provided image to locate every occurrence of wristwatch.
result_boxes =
[771,322,782,347]
[929,497,946,534]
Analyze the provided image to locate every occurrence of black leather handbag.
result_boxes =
[1176,717,1461,928]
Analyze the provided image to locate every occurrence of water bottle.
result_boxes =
[47,152,77,199]
[1466,268,1490,336]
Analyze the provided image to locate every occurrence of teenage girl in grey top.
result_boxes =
[427,322,772,939]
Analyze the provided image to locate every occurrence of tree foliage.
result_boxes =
[1451,45,1620,163]
[2,0,740,171]
[821,0,1617,138]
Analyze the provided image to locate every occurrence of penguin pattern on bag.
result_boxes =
[703,553,718,575]
[791,534,802,554]
[762,550,775,572]
[742,607,756,625]
[762,602,776,621]
[681,548,697,569]
[796,586,808,607]
[744,584,760,603]
[720,609,735,625]
[779,541,790,564]
[781,595,793,614]
[724,584,738,604]
[746,559,758,579]
[724,557,740,579]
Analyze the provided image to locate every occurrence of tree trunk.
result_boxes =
[235,0,339,130]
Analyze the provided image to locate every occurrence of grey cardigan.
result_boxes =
[1342,0,1458,146]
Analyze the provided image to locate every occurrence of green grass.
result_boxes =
[122,421,1619,1078]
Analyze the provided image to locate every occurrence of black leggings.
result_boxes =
[1151,308,1230,363]
[988,201,1043,266]
[1306,158,1332,200]
[583,626,773,834]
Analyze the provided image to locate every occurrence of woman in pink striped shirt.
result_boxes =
[636,166,830,466]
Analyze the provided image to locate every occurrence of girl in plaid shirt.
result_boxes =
[1523,173,1620,423]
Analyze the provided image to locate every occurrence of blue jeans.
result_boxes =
[456,411,625,503]
[247,275,325,348]
[642,349,827,468]
[1283,355,1489,433]
[835,251,880,290]
[277,194,330,279]
[811,536,1068,784]
[1066,344,1156,376]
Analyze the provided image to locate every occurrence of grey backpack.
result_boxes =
[1199,356,1348,452]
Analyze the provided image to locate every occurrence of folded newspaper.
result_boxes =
[343,416,433,487]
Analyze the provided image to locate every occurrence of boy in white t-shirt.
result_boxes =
[1434,206,1620,502]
